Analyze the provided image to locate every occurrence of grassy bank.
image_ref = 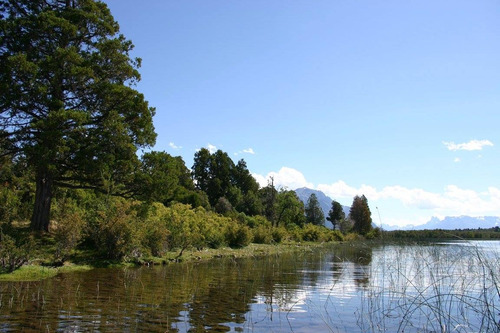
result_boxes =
[0,241,328,282]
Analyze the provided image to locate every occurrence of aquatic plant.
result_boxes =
[358,242,500,332]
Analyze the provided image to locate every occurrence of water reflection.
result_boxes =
[0,241,499,332]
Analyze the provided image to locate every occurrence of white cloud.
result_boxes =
[252,167,314,189]
[319,181,500,217]
[207,143,217,154]
[235,148,256,156]
[253,166,500,227]
[443,139,493,151]
[454,157,460,163]
[243,148,255,155]
[169,142,182,150]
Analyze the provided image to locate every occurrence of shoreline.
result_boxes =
[0,242,333,282]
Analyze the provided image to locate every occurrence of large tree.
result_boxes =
[349,195,372,235]
[134,151,204,206]
[0,1,156,231]
[305,193,324,226]
[326,200,345,230]
[192,148,261,212]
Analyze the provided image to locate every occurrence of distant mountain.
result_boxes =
[411,216,500,230]
[294,187,350,229]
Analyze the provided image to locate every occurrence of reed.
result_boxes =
[358,242,500,332]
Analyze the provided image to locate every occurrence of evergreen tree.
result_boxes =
[305,193,324,226]
[0,0,156,231]
[349,195,373,235]
[259,177,277,225]
[326,200,345,230]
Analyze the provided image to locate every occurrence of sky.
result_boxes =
[104,0,500,228]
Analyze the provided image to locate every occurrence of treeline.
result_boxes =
[0,145,380,269]
[385,227,500,240]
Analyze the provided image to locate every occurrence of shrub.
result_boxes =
[85,197,139,260]
[287,225,303,242]
[137,203,170,257]
[51,196,85,263]
[271,227,288,243]
[322,229,344,242]
[225,223,252,248]
[0,233,35,272]
[253,225,272,244]
[365,227,381,240]
[0,186,20,224]
[301,224,322,242]
[344,232,362,242]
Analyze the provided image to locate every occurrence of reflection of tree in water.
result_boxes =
[329,244,374,289]
[0,247,379,331]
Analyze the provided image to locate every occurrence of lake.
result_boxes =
[1,241,499,332]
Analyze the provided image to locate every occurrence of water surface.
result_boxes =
[1,241,499,332]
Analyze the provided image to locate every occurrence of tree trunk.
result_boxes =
[31,171,53,232]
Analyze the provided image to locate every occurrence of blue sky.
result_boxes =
[104,0,500,227]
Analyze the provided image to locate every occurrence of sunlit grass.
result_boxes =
[0,264,93,282]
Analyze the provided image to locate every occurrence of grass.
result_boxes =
[0,263,93,282]
[0,241,327,281]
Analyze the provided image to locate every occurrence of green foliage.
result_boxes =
[323,229,345,242]
[326,200,345,230]
[301,224,322,242]
[0,185,21,224]
[365,227,381,240]
[192,149,261,213]
[134,151,200,207]
[276,190,306,228]
[305,193,325,226]
[260,179,278,225]
[225,223,253,248]
[0,232,35,272]
[51,195,85,262]
[136,203,170,257]
[239,213,271,229]
[271,226,288,243]
[0,0,156,231]
[349,195,373,235]
[214,197,234,216]
[85,197,139,260]
[252,225,273,244]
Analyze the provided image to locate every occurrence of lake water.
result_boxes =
[1,241,500,332]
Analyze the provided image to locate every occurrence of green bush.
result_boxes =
[51,196,85,262]
[322,229,344,242]
[365,227,381,240]
[0,232,35,272]
[225,223,252,248]
[0,186,20,224]
[137,203,170,257]
[253,225,272,244]
[271,227,288,243]
[301,224,322,242]
[85,197,139,260]
[287,225,303,242]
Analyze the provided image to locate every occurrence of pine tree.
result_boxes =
[305,193,325,226]
[349,195,373,235]
[326,200,345,230]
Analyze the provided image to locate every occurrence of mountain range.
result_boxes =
[294,187,500,231]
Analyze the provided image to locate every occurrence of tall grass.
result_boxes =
[358,242,500,332]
